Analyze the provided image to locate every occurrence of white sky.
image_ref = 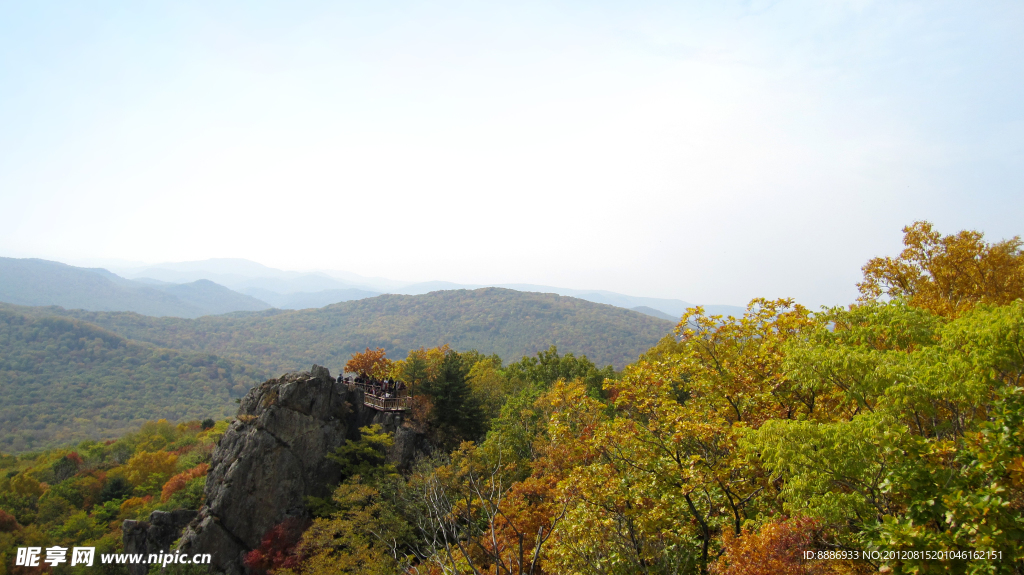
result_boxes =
[1,1,1022,307]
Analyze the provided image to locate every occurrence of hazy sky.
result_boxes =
[2,1,1021,307]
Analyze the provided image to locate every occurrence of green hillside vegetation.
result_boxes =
[17,288,674,372]
[0,309,257,452]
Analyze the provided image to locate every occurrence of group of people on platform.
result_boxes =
[337,374,408,399]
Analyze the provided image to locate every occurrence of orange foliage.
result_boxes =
[161,463,210,502]
[344,347,392,378]
[479,474,563,574]
[119,496,153,517]
[713,517,867,575]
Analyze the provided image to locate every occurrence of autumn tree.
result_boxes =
[282,478,412,575]
[712,516,864,575]
[858,220,1024,318]
[401,345,451,387]
[409,378,597,575]
[245,517,311,575]
[413,441,568,575]
[548,299,814,574]
[120,450,178,493]
[327,425,396,483]
[345,348,392,379]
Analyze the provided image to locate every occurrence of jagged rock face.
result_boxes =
[122,510,198,575]
[177,365,412,575]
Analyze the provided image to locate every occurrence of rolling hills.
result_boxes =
[0,288,674,451]
[23,288,675,373]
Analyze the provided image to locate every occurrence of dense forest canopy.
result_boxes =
[0,310,250,452]
[1,221,1023,574]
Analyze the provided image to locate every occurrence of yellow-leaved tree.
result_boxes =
[858,220,1024,318]
[547,299,817,575]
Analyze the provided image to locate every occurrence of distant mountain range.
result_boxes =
[0,258,271,318]
[115,258,393,294]
[1,256,744,319]
[631,306,677,321]
[113,258,745,317]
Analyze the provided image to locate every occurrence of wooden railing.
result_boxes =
[363,394,412,411]
[348,382,411,411]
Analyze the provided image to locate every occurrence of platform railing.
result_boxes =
[362,394,412,411]
[347,382,411,411]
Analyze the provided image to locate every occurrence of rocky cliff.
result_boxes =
[174,365,420,574]
[122,510,198,575]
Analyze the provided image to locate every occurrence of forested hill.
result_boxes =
[0,289,671,450]
[0,308,254,452]
[14,288,675,373]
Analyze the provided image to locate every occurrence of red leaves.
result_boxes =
[243,518,310,575]
[0,509,20,532]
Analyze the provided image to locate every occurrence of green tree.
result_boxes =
[748,300,1024,573]
[503,345,614,399]
[327,425,396,483]
[420,350,486,449]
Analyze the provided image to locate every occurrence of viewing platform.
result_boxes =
[348,380,411,412]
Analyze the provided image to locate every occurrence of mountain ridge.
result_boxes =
[116,258,743,317]
[2,287,674,372]
[0,257,272,318]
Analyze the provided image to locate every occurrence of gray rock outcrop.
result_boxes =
[122,510,198,575]
[176,365,418,575]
